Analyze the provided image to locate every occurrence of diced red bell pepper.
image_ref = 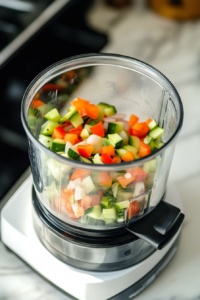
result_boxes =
[112,155,121,164]
[117,174,135,188]
[69,125,83,136]
[99,145,115,157]
[90,194,101,206]
[52,126,66,139]
[30,99,45,109]
[126,167,146,182]
[99,171,112,186]
[129,128,133,135]
[71,169,91,180]
[79,107,87,118]
[71,97,90,110]
[90,122,104,137]
[85,104,99,119]
[41,83,62,92]
[128,201,140,219]
[63,133,78,145]
[138,141,151,157]
[128,114,139,127]
[101,153,113,164]
[33,92,40,100]
[77,144,93,158]
[79,196,92,210]
[132,122,150,138]
[121,151,134,162]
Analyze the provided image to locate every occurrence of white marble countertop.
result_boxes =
[1,1,200,299]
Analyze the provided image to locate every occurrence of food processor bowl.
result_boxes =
[21,54,184,249]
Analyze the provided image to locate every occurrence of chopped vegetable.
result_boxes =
[77,144,93,158]
[99,171,112,187]
[138,141,151,157]
[128,114,139,127]
[90,122,104,137]
[52,126,67,139]
[121,151,134,162]
[71,169,92,180]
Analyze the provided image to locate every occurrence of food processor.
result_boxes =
[1,54,184,299]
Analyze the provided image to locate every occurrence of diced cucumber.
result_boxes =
[93,153,104,164]
[143,135,152,145]
[81,176,95,194]
[114,200,129,210]
[105,219,117,225]
[50,139,66,152]
[117,186,133,201]
[144,172,155,190]
[88,120,96,126]
[69,111,83,128]
[148,127,164,140]
[47,159,71,181]
[44,181,60,202]
[84,124,92,134]
[108,122,124,134]
[108,133,123,148]
[117,209,126,223]
[154,139,165,149]
[68,148,81,161]
[100,197,110,209]
[85,206,102,219]
[143,159,157,173]
[59,107,77,123]
[116,148,127,158]
[122,145,138,155]
[84,216,105,225]
[112,182,120,197]
[148,119,157,130]
[38,104,54,115]
[149,140,155,152]
[129,135,140,150]
[95,102,110,122]
[44,108,61,122]
[103,208,116,220]
[38,134,53,148]
[80,156,93,164]
[103,139,115,147]
[104,106,117,117]
[80,128,90,140]
[41,121,59,136]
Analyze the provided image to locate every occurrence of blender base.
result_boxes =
[1,175,183,300]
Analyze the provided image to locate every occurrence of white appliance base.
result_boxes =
[1,175,183,300]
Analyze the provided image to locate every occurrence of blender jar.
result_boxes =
[21,54,183,231]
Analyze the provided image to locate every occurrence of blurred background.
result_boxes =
[0,0,200,202]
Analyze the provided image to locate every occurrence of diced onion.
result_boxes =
[87,134,101,145]
[65,141,72,154]
[103,117,116,122]
[119,130,129,144]
[67,180,75,190]
[75,186,86,201]
[125,172,132,179]
[103,122,108,131]
[73,178,82,186]
[112,113,126,119]
[118,119,130,131]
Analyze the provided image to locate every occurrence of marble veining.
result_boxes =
[1,2,200,300]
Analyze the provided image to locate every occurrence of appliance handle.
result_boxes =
[125,201,184,250]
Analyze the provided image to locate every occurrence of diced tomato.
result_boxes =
[121,151,134,162]
[99,145,115,157]
[52,126,66,139]
[128,201,140,219]
[71,97,90,110]
[117,174,135,188]
[90,122,104,137]
[99,171,112,186]
[63,133,78,145]
[112,155,121,164]
[126,167,146,182]
[101,153,113,164]
[80,196,92,210]
[71,169,91,180]
[69,125,83,136]
[77,144,93,158]
[138,141,151,158]
[30,99,45,109]
[41,83,62,92]
[90,194,101,206]
[146,118,152,125]
[128,114,139,127]
[85,104,99,119]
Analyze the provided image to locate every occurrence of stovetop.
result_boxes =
[0,0,108,201]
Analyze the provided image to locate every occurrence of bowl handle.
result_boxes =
[126,201,184,250]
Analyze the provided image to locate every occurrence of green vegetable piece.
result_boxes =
[68,148,81,161]
[60,107,77,123]
[44,108,61,122]
[69,111,83,128]
[38,134,53,148]
[108,122,124,134]
[128,135,140,150]
[148,119,157,130]
[50,139,66,152]
[114,200,129,210]
[108,133,123,148]
[40,121,59,136]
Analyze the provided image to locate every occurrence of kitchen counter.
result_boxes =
[1,2,200,300]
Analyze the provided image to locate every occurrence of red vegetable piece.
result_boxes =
[71,97,90,110]
[90,122,104,137]
[99,171,112,186]
[128,201,140,219]
[52,126,66,139]
[138,141,151,157]
[85,104,99,119]
[41,83,62,92]
[128,114,139,127]
[121,151,134,162]
[126,167,146,182]
[99,145,115,157]
[71,169,91,180]
[69,125,83,136]
[30,99,45,109]
[101,153,113,164]
[132,122,150,137]
[77,144,93,158]
[112,155,121,164]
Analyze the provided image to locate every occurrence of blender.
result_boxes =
[1,54,184,299]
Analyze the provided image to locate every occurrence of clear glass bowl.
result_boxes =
[21,54,183,230]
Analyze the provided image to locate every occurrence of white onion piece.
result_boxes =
[103,122,108,131]
[119,130,129,144]
[118,119,130,131]
[112,113,126,119]
[63,124,74,133]
[71,202,80,218]
[75,186,86,201]
[103,117,116,122]
[65,141,72,154]
[73,178,82,187]
[67,180,76,190]
[72,141,87,150]
[87,134,101,145]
